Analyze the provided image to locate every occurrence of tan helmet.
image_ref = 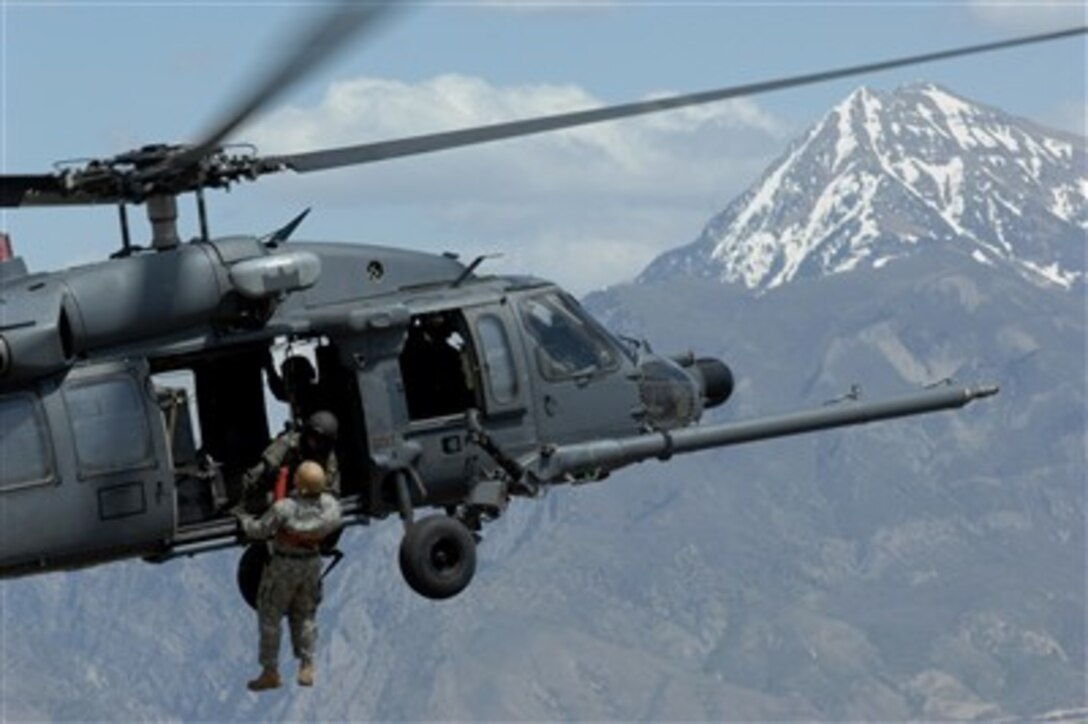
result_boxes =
[294,460,327,496]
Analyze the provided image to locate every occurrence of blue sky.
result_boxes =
[1,1,1085,292]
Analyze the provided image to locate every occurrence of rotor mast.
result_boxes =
[146,194,181,250]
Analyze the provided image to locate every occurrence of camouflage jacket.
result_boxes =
[241,431,340,497]
[242,492,342,556]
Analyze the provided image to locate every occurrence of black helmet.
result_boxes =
[305,410,339,442]
[282,355,316,384]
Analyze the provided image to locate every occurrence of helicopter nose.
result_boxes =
[693,357,734,409]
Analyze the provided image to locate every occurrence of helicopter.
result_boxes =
[2,4,1076,603]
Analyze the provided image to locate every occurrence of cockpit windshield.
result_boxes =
[519,291,622,380]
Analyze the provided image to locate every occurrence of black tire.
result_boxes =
[237,543,270,611]
[398,515,477,600]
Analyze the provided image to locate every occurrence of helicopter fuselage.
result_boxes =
[0,236,716,579]
[0,1,1039,600]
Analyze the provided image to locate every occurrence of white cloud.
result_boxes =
[967,1,1087,31]
[245,73,789,293]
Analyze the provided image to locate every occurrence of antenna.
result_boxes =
[452,254,503,287]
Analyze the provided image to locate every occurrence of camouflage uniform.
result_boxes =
[240,431,340,504]
[242,492,342,674]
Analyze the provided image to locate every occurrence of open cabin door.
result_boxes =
[395,305,535,507]
[0,360,175,575]
[396,309,480,505]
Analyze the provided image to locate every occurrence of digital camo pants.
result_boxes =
[257,554,323,670]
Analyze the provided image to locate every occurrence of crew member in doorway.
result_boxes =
[263,352,325,422]
[240,411,341,510]
[238,461,342,691]
[400,313,475,419]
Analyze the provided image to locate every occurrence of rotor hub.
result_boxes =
[51,144,285,207]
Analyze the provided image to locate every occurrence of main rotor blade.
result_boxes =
[175,1,398,169]
[0,175,67,208]
[275,25,1086,174]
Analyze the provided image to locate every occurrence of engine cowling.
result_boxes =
[0,284,80,384]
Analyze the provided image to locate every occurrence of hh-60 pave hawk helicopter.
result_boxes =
[2,4,1077,603]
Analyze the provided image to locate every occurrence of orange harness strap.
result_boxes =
[272,464,324,551]
[273,465,290,502]
[276,529,323,551]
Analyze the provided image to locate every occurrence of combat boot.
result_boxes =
[247,668,282,692]
[298,660,315,687]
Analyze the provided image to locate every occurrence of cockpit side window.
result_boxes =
[0,394,53,489]
[475,314,518,404]
[519,292,618,381]
[64,377,154,477]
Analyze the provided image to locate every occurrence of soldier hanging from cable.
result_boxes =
[238,461,342,691]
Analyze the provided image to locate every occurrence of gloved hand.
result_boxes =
[233,509,255,541]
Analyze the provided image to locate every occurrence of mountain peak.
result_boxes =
[836,84,879,108]
[640,84,1086,292]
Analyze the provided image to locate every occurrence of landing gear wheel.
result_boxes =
[398,515,477,600]
[237,543,269,611]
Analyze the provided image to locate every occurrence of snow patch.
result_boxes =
[971,249,994,266]
[1050,184,1086,225]
[834,105,858,169]
[921,87,979,149]
[892,158,921,185]
[861,90,884,148]
[1042,137,1073,159]
[732,147,801,230]
[918,158,964,206]
[989,125,1020,153]
[1018,259,1079,289]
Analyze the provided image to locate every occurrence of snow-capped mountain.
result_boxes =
[640,83,1087,291]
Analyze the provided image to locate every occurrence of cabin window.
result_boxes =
[64,377,154,477]
[0,394,52,489]
[519,292,618,381]
[152,370,201,467]
[476,315,517,404]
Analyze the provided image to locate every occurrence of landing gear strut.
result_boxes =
[391,468,478,600]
